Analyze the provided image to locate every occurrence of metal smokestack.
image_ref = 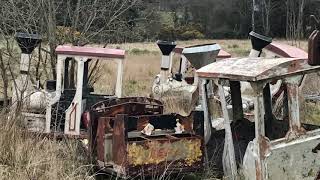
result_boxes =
[308,30,320,66]
[157,40,176,82]
[182,43,221,70]
[15,32,42,74]
[249,31,272,57]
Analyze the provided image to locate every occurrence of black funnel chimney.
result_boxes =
[15,32,42,73]
[156,40,176,83]
[157,40,176,56]
[249,31,272,57]
[157,40,176,71]
[15,32,42,54]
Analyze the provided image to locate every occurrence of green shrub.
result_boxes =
[180,30,205,40]
[158,26,176,41]
[158,24,205,41]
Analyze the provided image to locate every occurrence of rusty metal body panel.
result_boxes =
[127,134,203,175]
[266,130,320,180]
[89,97,205,178]
[243,129,320,180]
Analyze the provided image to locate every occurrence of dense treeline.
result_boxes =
[0,0,320,43]
[149,0,320,40]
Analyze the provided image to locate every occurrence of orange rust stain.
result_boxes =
[259,135,270,160]
[287,61,303,73]
[127,139,202,166]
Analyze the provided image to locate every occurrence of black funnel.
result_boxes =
[249,31,272,51]
[157,40,176,56]
[15,32,42,54]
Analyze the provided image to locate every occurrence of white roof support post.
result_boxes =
[218,79,237,180]
[64,57,88,135]
[201,78,212,145]
[285,75,305,138]
[180,55,188,78]
[250,82,267,180]
[169,52,174,74]
[45,55,65,133]
[115,59,124,98]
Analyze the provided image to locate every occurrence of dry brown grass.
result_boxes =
[0,113,93,180]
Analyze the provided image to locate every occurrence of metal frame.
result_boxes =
[197,56,320,179]
[45,46,125,135]
[89,97,205,178]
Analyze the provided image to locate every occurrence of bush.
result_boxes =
[180,30,205,40]
[158,26,176,41]
[158,24,205,41]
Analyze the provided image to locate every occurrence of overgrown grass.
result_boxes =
[0,112,93,180]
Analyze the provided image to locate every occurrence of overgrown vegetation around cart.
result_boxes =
[0,112,94,180]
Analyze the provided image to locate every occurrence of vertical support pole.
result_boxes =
[169,52,174,74]
[115,59,124,98]
[218,80,237,180]
[283,85,289,120]
[180,55,188,78]
[230,81,244,121]
[88,113,98,160]
[64,57,70,89]
[285,76,304,137]
[83,59,90,92]
[45,105,52,133]
[201,78,212,144]
[64,57,87,135]
[45,55,65,133]
[263,83,273,135]
[112,114,128,175]
[251,82,267,180]
[97,117,106,162]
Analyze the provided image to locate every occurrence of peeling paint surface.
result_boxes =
[265,131,320,180]
[128,138,202,167]
[196,57,320,81]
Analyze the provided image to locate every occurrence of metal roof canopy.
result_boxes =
[265,42,308,59]
[55,45,125,59]
[196,57,320,82]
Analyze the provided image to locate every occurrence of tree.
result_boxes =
[0,0,144,109]
[286,0,307,40]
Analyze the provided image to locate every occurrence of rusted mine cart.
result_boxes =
[197,40,320,179]
[87,97,205,178]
